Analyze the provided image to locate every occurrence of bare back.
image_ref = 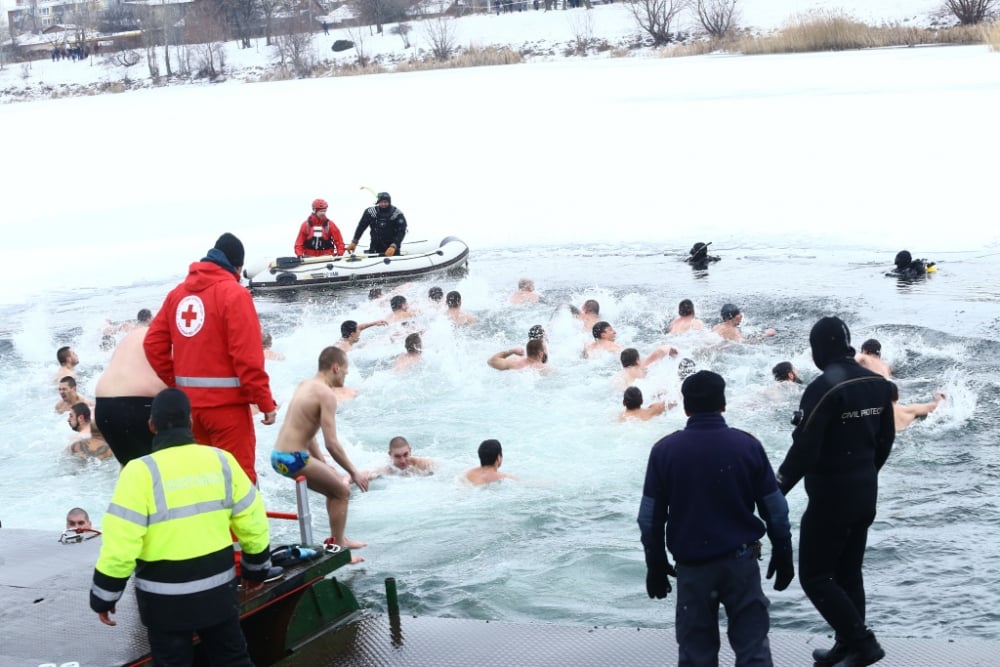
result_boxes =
[95,328,167,398]
[274,377,336,454]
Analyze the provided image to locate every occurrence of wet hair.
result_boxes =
[59,376,77,388]
[389,436,410,451]
[404,333,422,353]
[71,402,91,420]
[390,295,407,311]
[341,320,358,338]
[137,308,152,324]
[861,339,882,356]
[528,324,545,340]
[57,346,72,364]
[592,321,612,340]
[446,291,461,308]
[620,348,640,368]
[518,278,534,291]
[623,386,643,410]
[582,299,600,315]
[678,299,694,317]
[772,361,794,382]
[677,358,697,380]
[369,287,383,300]
[428,286,444,302]
[318,346,347,370]
[526,339,545,360]
[721,303,741,321]
[262,332,273,349]
[477,439,502,466]
[67,507,90,521]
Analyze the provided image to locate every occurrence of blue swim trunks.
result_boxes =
[271,450,309,477]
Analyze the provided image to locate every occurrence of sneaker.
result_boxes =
[323,537,342,554]
[812,639,848,664]
[264,566,285,583]
[832,633,885,667]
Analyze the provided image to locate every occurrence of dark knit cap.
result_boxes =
[150,388,191,430]
[809,316,855,370]
[214,233,245,268]
[682,370,726,414]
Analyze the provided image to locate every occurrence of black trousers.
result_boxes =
[147,614,253,667]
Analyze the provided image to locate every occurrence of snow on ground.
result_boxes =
[1,0,948,99]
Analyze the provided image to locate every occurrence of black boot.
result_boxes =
[812,639,848,664]
[831,632,885,667]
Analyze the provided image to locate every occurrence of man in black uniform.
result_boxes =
[686,241,720,270]
[638,370,794,666]
[886,249,934,280]
[346,192,408,257]
[777,317,895,667]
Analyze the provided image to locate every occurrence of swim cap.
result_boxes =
[721,303,740,321]
[677,358,697,380]
[809,316,854,370]
[682,370,726,414]
[528,324,545,340]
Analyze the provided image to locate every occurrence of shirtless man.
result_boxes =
[614,346,678,390]
[856,339,892,378]
[387,295,416,324]
[66,507,93,531]
[712,303,776,342]
[893,385,944,431]
[54,346,79,382]
[445,291,477,326]
[55,377,93,414]
[488,339,547,371]
[262,332,286,361]
[578,299,601,331]
[510,278,541,305]
[583,321,622,359]
[771,361,803,384]
[667,299,704,334]
[65,402,113,461]
[395,333,423,371]
[271,346,368,553]
[94,326,168,465]
[464,439,515,485]
[335,319,389,352]
[619,386,669,421]
[360,436,436,482]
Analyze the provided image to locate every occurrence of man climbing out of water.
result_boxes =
[295,197,345,258]
[776,317,895,667]
[144,233,277,484]
[272,346,368,554]
[464,439,516,485]
[346,191,407,256]
[66,507,93,531]
[90,388,274,667]
[638,370,793,666]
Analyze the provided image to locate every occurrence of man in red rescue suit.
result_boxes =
[90,388,274,666]
[144,233,277,484]
[294,197,345,258]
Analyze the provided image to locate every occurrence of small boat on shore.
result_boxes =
[244,236,470,292]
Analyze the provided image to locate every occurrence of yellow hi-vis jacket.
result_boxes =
[90,440,271,630]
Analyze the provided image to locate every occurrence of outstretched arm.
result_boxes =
[319,392,368,491]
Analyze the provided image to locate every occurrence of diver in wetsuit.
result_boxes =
[886,250,935,280]
[776,317,896,667]
[686,241,720,270]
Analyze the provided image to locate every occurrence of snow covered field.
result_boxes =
[0,0,950,100]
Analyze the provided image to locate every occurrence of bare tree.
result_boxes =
[569,10,594,54]
[259,0,281,45]
[392,22,413,48]
[275,16,315,76]
[945,0,997,24]
[694,0,738,38]
[351,0,411,35]
[625,0,687,45]
[220,0,262,48]
[424,16,457,61]
[185,1,228,78]
[347,27,370,66]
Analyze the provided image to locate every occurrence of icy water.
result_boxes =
[1,240,998,641]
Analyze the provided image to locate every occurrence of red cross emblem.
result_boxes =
[175,295,205,337]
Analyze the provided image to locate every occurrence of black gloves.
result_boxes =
[766,549,794,591]
[645,561,677,599]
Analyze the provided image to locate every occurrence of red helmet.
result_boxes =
[312,198,328,210]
